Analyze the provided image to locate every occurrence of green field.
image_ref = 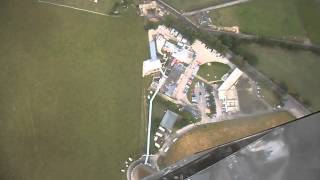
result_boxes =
[159,111,293,166]
[210,0,320,44]
[164,0,224,11]
[197,62,230,81]
[0,1,148,180]
[240,43,320,110]
[42,0,116,14]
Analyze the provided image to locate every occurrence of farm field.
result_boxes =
[210,0,320,44]
[197,62,230,82]
[240,43,320,111]
[164,0,225,12]
[159,111,294,166]
[294,0,320,44]
[0,1,148,180]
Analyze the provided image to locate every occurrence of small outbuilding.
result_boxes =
[160,110,179,132]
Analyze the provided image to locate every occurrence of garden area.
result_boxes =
[197,62,230,82]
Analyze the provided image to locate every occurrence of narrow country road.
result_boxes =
[182,0,252,16]
[156,0,320,49]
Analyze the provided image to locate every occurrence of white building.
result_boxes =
[156,35,166,54]
[143,59,162,77]
[218,68,243,113]
[142,38,162,77]
[139,1,165,17]
[172,48,194,64]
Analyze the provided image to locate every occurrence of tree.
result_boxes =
[278,81,288,92]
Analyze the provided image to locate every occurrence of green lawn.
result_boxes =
[295,0,320,44]
[164,0,225,12]
[160,111,294,166]
[210,0,320,44]
[197,62,230,81]
[0,1,148,180]
[240,43,320,111]
[260,86,281,107]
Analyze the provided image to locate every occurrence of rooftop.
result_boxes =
[160,110,179,131]
[218,68,243,92]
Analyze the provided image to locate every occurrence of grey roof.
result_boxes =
[160,110,179,130]
[149,40,157,61]
[164,83,176,97]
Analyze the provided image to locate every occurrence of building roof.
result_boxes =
[164,83,176,97]
[143,59,161,76]
[149,40,157,61]
[156,35,166,54]
[172,49,194,64]
[218,68,243,92]
[160,110,179,131]
[163,41,178,53]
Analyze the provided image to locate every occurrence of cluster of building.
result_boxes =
[143,25,244,129]
[143,26,198,99]
[138,1,166,19]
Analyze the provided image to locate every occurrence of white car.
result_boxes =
[164,146,170,152]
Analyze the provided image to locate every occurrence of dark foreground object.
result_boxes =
[145,112,320,180]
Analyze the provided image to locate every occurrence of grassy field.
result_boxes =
[197,62,230,82]
[160,111,294,166]
[294,0,320,44]
[210,0,320,44]
[164,0,225,11]
[240,43,320,111]
[41,0,116,14]
[0,1,148,180]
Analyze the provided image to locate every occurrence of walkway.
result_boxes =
[173,60,199,101]
[145,76,167,164]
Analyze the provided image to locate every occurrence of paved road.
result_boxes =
[183,0,251,16]
[194,82,211,123]
[194,76,224,119]
[173,60,199,101]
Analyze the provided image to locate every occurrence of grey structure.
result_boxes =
[160,110,179,131]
